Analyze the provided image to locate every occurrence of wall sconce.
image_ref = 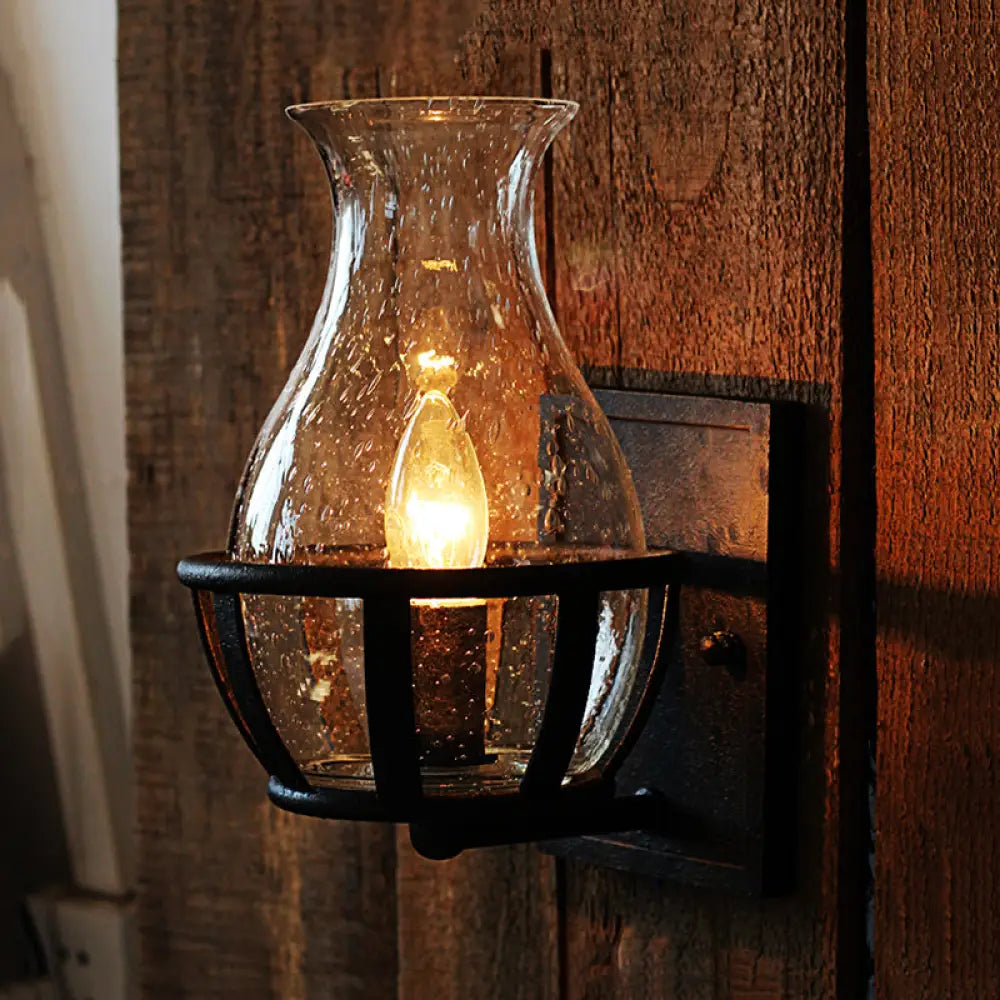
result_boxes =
[178,98,799,895]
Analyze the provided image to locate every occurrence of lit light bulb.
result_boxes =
[383,345,492,766]
[384,355,489,569]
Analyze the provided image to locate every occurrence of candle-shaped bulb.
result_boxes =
[385,382,489,569]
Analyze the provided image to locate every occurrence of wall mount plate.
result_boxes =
[541,388,801,896]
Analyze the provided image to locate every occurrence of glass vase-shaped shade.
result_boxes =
[229,98,646,794]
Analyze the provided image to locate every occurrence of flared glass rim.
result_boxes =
[285,96,579,126]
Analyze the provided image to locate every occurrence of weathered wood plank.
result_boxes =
[550,0,848,996]
[869,3,1000,996]
[122,3,397,997]
[396,834,560,1000]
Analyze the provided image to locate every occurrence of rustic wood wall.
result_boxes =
[121,7,400,998]
[122,0,848,996]
[869,2,1000,998]
[120,0,997,997]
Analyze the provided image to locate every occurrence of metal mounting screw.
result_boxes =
[698,630,746,678]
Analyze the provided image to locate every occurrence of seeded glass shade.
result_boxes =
[228,98,646,794]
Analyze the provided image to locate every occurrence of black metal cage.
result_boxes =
[177,549,696,858]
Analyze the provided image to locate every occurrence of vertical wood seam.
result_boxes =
[838,0,878,995]
[606,66,622,374]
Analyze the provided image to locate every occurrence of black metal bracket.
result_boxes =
[537,389,799,895]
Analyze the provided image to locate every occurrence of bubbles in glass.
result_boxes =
[229,97,646,794]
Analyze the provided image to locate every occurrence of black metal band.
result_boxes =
[190,590,262,762]
[362,595,423,808]
[178,549,683,600]
[210,593,310,793]
[520,587,601,795]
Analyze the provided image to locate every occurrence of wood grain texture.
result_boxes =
[396,834,560,1000]
[869,3,1000,997]
[548,0,848,996]
[126,0,863,998]
[122,4,397,998]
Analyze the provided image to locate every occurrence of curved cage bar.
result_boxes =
[362,594,423,807]
[209,593,311,792]
[177,550,683,840]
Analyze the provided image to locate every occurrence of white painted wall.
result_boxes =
[0,287,127,896]
[0,0,129,897]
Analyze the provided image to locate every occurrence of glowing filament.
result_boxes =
[416,350,457,375]
[385,389,489,569]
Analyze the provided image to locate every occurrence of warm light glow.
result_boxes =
[416,349,457,374]
[402,497,473,567]
[385,389,489,569]
[420,258,458,272]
